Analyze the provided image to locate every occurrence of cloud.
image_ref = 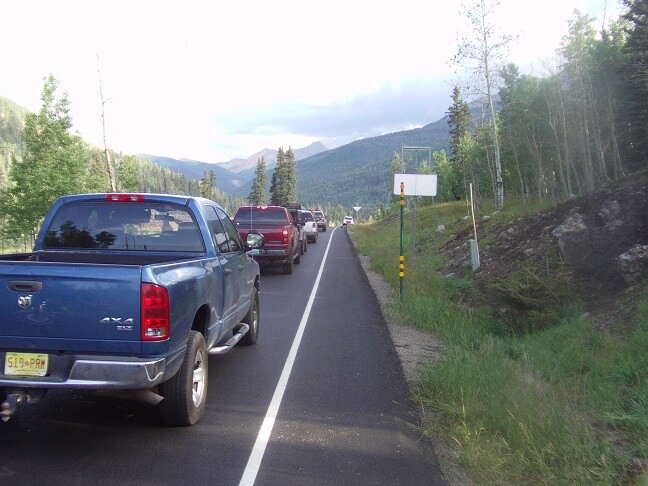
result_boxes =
[0,0,625,163]
[217,77,451,143]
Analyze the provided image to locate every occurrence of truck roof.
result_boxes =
[59,193,203,206]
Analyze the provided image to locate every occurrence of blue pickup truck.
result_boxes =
[0,193,263,426]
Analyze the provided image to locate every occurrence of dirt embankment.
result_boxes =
[441,171,648,329]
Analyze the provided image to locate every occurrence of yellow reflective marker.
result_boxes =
[399,272,404,277]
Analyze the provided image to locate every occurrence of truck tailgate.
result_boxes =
[0,262,142,353]
[237,223,287,247]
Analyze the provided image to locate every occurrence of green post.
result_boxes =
[399,182,405,300]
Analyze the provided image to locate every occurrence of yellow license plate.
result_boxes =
[4,352,49,377]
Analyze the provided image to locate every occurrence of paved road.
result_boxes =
[0,227,446,485]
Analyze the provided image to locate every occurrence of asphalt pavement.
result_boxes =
[0,226,446,486]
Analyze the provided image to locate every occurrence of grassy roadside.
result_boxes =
[350,201,648,486]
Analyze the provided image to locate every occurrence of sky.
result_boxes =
[1,0,623,164]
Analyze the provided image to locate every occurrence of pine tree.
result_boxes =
[447,86,473,160]
[446,87,474,200]
[248,156,267,205]
[199,170,217,200]
[283,147,297,203]
[270,147,297,206]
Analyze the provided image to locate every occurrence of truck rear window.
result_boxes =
[234,207,289,224]
[42,202,205,252]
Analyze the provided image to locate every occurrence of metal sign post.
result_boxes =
[399,182,405,300]
[393,172,438,301]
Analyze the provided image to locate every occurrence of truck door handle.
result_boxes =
[9,280,43,292]
[224,268,232,275]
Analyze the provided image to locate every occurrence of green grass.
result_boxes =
[350,202,648,486]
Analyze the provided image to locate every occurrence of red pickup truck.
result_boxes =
[233,205,301,274]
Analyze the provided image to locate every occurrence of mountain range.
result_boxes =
[140,141,328,194]
[143,118,451,212]
[1,93,451,213]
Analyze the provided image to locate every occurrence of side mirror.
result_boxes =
[246,232,264,249]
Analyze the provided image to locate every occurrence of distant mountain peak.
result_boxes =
[218,142,327,173]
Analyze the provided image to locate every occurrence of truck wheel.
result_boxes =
[239,287,259,346]
[303,239,307,254]
[295,247,301,264]
[159,330,208,426]
[283,251,294,274]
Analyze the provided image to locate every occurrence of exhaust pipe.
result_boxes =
[1,389,47,422]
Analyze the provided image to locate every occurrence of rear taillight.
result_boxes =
[141,284,170,341]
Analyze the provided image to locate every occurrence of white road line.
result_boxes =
[239,227,338,486]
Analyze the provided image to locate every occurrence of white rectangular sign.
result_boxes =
[393,174,437,196]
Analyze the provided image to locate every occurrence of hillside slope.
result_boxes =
[353,170,648,485]
[441,170,648,330]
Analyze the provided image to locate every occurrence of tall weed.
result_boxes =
[418,341,619,485]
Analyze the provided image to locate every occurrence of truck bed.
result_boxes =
[0,251,198,266]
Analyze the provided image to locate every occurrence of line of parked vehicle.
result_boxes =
[0,194,336,425]
[232,204,328,274]
[0,192,344,426]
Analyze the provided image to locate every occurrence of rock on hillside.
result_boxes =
[440,170,648,327]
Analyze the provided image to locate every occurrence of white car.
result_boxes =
[343,216,354,226]
[301,210,318,243]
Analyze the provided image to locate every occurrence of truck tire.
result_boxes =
[295,246,301,264]
[283,250,294,274]
[159,330,208,426]
[239,287,259,346]
[302,238,307,254]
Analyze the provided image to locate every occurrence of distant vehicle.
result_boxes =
[233,205,301,274]
[343,215,354,226]
[312,210,327,231]
[285,205,307,255]
[301,210,318,243]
